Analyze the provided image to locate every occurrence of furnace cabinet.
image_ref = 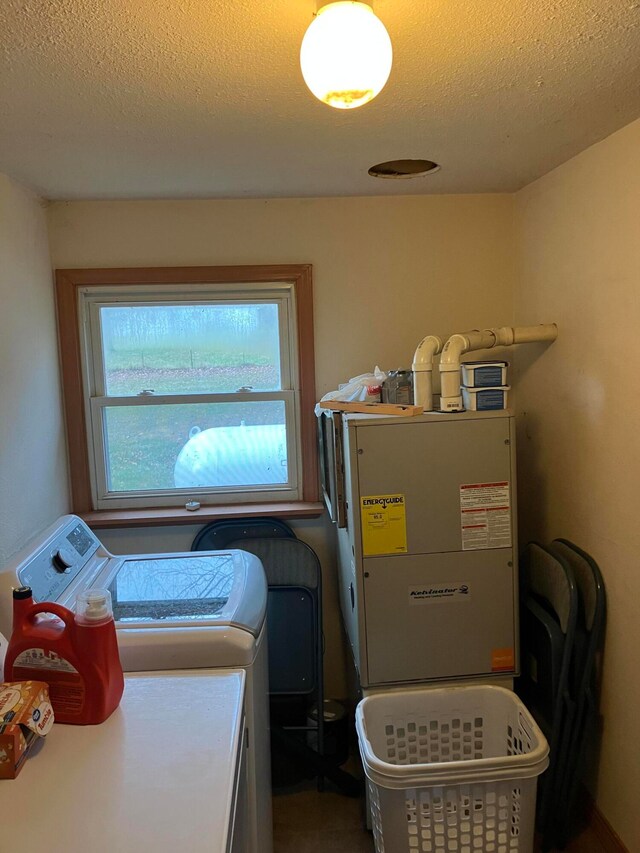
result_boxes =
[323,409,519,690]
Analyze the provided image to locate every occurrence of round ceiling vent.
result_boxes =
[368,159,440,179]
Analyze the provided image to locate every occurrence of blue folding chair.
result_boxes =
[226,536,326,789]
[191,517,295,551]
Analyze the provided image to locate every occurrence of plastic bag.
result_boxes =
[315,367,387,415]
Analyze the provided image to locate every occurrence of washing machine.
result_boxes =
[0,515,272,853]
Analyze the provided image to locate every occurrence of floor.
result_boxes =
[272,783,607,853]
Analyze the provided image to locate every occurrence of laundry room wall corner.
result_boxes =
[0,174,69,564]
[513,116,640,852]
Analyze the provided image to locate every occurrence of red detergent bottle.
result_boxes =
[5,586,124,725]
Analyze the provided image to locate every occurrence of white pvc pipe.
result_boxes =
[411,335,443,411]
[498,324,558,346]
[439,330,493,409]
[438,323,558,412]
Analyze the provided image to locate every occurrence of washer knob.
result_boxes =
[52,549,73,573]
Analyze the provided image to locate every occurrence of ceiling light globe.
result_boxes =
[300,1,393,110]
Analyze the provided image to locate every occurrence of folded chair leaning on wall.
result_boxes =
[517,542,578,851]
[548,539,606,848]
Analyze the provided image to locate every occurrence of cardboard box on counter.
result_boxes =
[0,681,54,779]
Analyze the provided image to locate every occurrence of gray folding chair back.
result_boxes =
[191,517,295,551]
[551,540,605,640]
[228,537,322,691]
[235,537,320,590]
[518,542,578,850]
[522,542,576,633]
[227,536,325,784]
[549,539,606,847]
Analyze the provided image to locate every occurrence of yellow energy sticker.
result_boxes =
[360,494,407,556]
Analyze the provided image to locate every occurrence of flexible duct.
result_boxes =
[439,323,558,412]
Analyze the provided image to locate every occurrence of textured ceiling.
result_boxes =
[1,0,640,199]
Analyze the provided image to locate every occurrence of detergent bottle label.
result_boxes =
[13,648,78,673]
[12,649,85,716]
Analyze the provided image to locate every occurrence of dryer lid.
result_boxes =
[107,549,266,636]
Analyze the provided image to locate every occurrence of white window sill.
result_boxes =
[80,501,325,529]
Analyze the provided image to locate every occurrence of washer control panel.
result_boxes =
[18,519,101,604]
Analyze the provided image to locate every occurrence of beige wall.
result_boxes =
[48,195,517,396]
[48,194,517,697]
[514,117,640,850]
[0,175,69,566]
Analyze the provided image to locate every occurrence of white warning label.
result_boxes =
[460,481,512,551]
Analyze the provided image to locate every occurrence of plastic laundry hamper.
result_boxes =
[356,686,549,853]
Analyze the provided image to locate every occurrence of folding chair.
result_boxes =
[191,517,296,551]
[549,539,606,847]
[517,542,578,851]
[226,536,326,789]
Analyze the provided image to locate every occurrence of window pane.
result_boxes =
[100,303,282,395]
[103,401,288,492]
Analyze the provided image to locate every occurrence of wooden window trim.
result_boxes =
[55,265,321,526]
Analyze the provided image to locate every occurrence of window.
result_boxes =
[56,266,319,518]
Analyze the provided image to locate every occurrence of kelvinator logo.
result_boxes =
[409,583,470,603]
[410,585,469,597]
[362,496,404,509]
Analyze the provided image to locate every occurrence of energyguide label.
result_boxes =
[360,494,407,556]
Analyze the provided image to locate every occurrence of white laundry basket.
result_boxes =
[356,686,549,853]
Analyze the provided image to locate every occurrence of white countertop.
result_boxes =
[0,668,246,853]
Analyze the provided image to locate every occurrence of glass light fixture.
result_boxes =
[300,1,393,110]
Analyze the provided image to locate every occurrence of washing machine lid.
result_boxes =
[106,549,266,636]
